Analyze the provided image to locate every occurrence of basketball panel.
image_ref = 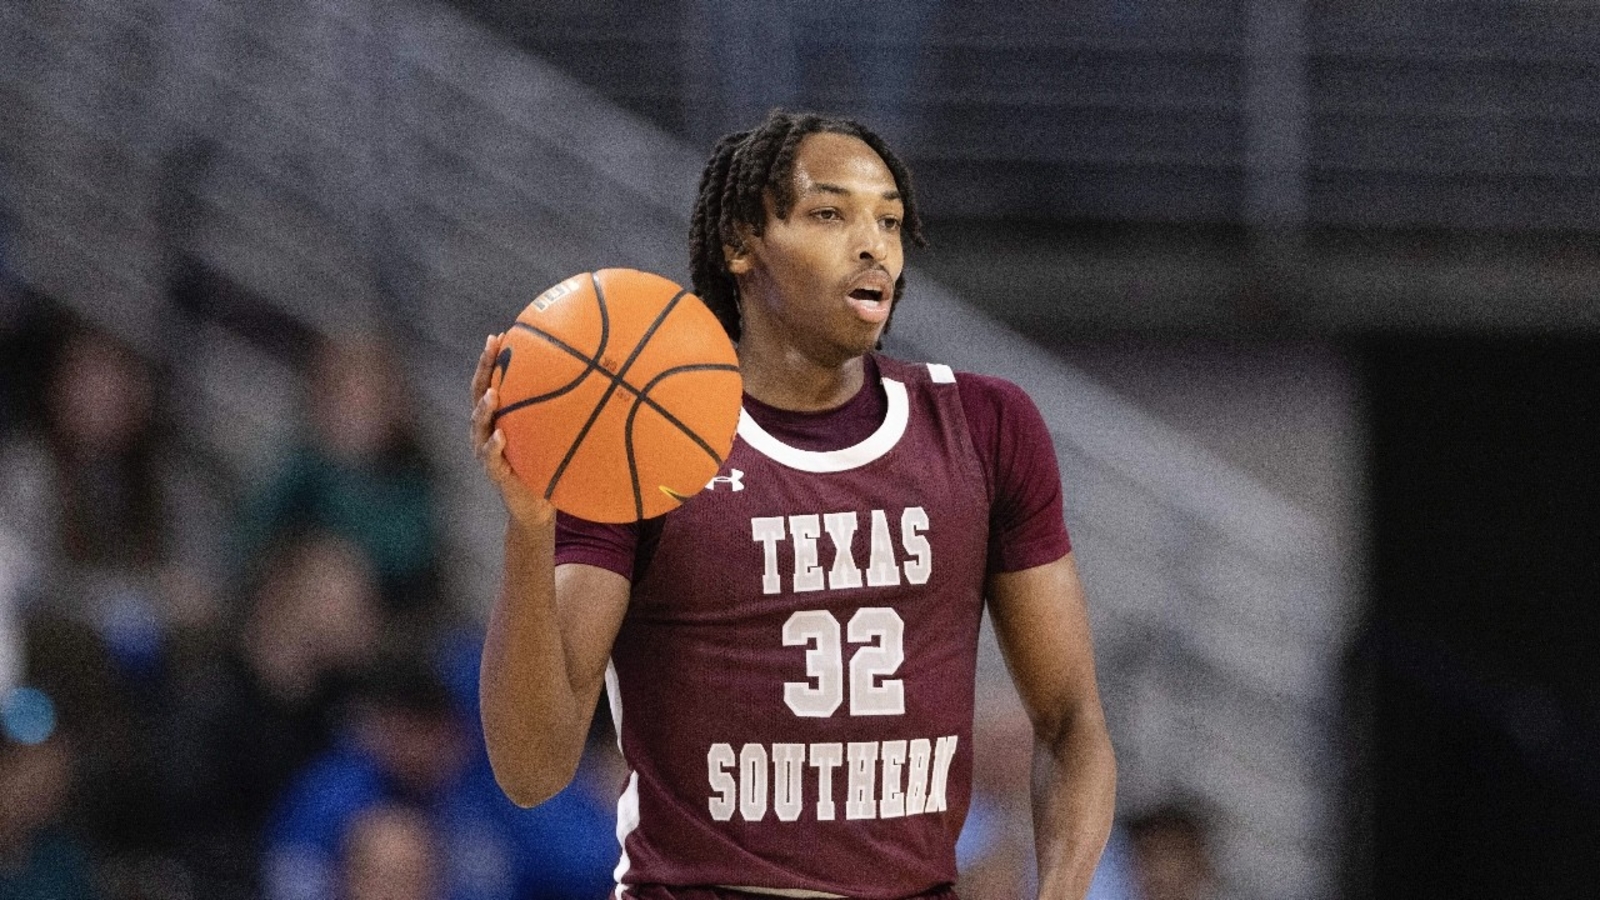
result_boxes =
[544,388,644,523]
[497,372,614,500]
[587,269,692,374]
[495,324,597,416]
[623,290,739,385]
[628,366,743,466]
[514,273,607,368]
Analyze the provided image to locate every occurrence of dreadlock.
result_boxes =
[688,111,927,342]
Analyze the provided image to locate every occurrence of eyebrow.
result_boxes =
[807,182,902,202]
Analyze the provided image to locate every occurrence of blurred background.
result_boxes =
[1,1,1597,899]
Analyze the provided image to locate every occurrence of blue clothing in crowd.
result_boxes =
[264,736,618,900]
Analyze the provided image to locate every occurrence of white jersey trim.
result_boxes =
[606,659,624,754]
[608,661,638,894]
[737,378,909,473]
[611,770,640,894]
[927,363,955,384]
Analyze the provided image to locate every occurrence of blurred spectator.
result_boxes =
[1126,801,1218,900]
[263,651,619,900]
[21,614,169,883]
[160,530,383,900]
[14,327,166,569]
[235,333,445,625]
[0,322,226,679]
[339,803,442,900]
[0,726,98,900]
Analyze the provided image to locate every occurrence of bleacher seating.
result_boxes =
[0,2,1388,897]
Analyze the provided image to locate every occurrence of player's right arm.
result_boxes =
[470,334,630,808]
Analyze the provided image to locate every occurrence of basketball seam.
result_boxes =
[545,281,690,505]
[493,353,734,435]
[622,362,742,519]
[490,328,603,424]
[495,276,613,426]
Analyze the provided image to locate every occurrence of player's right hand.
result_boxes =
[471,333,556,528]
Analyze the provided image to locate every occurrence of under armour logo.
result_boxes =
[707,469,745,492]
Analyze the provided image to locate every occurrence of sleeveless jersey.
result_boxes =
[607,356,992,898]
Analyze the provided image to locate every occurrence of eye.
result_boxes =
[811,208,841,221]
[880,216,902,231]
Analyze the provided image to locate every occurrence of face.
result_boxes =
[49,331,153,452]
[312,334,398,460]
[728,132,906,366]
[342,805,440,900]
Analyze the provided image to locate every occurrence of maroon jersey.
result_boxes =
[564,355,1070,898]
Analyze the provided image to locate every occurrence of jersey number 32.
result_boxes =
[783,608,905,717]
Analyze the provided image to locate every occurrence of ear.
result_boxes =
[723,223,758,276]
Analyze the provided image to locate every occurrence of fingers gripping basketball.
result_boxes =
[490,269,742,523]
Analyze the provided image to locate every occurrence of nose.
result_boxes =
[855,220,888,262]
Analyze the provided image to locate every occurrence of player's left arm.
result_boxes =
[987,551,1116,900]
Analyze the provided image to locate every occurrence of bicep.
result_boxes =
[985,552,1104,740]
[554,562,631,704]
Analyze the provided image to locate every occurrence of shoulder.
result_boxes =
[951,371,1039,418]
[871,355,956,387]
[943,368,1049,451]
[876,354,1036,406]
[876,355,1050,455]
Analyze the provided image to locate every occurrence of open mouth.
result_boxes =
[847,286,891,323]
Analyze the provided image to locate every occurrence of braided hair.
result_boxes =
[688,111,927,342]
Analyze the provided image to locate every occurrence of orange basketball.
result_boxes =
[490,269,742,523]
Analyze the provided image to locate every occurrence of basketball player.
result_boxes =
[470,112,1115,899]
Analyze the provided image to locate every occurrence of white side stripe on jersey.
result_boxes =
[737,378,910,473]
[608,661,638,893]
[606,660,624,754]
[611,770,640,894]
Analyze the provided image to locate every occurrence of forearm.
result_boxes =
[1031,710,1117,900]
[479,516,588,807]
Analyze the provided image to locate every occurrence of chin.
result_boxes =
[812,337,878,368]
[846,328,887,359]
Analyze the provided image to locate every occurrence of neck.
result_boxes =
[737,342,868,412]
